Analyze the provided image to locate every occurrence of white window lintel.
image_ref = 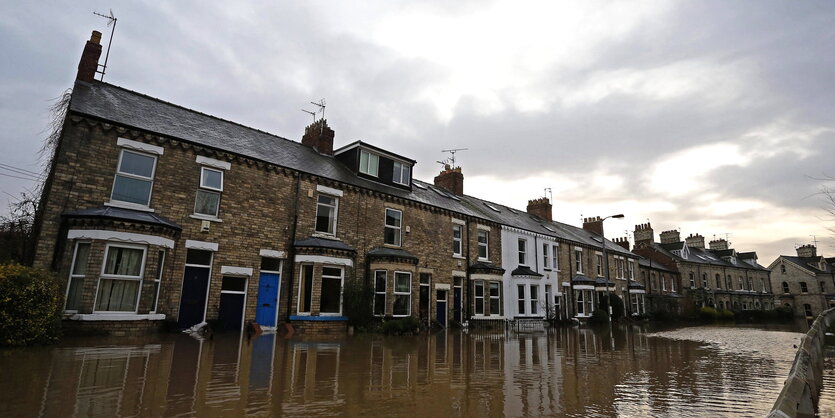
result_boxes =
[221,266,253,276]
[67,229,174,249]
[317,185,344,197]
[117,137,164,155]
[196,155,231,170]
[259,249,286,259]
[185,240,219,251]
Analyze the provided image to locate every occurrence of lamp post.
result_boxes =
[601,214,624,321]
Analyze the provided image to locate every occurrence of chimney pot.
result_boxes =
[526,197,552,221]
[301,119,335,155]
[76,30,103,82]
[434,166,464,195]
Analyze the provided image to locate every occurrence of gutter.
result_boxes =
[285,171,302,321]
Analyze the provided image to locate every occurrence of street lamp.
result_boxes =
[600,214,624,321]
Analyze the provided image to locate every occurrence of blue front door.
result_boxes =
[255,272,280,327]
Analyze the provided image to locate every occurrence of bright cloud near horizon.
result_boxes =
[1,1,834,264]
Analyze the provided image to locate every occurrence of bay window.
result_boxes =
[65,242,91,311]
[95,244,146,312]
[489,282,501,315]
[374,270,387,316]
[474,280,484,315]
[319,267,343,315]
[393,272,411,316]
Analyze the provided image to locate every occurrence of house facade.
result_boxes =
[768,244,835,317]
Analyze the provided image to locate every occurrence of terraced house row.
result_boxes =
[32,31,774,335]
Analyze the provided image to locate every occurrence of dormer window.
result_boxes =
[359,150,379,177]
[392,161,410,185]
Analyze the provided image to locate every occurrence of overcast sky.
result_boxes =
[1,1,834,263]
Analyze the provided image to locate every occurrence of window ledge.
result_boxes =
[452,254,465,259]
[383,244,402,249]
[104,201,155,212]
[67,313,166,321]
[471,315,506,319]
[312,233,340,241]
[478,258,490,262]
[190,214,223,222]
[289,315,348,321]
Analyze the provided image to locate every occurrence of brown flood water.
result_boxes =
[0,323,824,417]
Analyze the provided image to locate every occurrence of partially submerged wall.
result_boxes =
[768,307,835,418]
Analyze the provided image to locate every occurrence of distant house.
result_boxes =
[768,244,835,317]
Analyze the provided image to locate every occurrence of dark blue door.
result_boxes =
[178,266,210,329]
[218,292,245,331]
[437,289,447,328]
[255,272,280,327]
[453,287,462,323]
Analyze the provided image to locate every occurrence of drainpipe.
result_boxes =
[465,219,471,321]
[285,171,302,321]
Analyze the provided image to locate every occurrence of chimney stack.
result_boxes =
[685,233,705,249]
[301,119,335,155]
[582,216,603,236]
[797,244,817,258]
[660,229,681,244]
[526,197,552,221]
[633,223,654,246]
[613,237,630,251]
[76,31,103,82]
[709,238,729,251]
[434,165,464,195]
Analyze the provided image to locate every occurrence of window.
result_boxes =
[804,304,813,317]
[392,161,410,185]
[576,290,594,315]
[489,282,501,316]
[575,249,583,273]
[65,242,91,311]
[702,273,708,288]
[359,149,379,176]
[552,245,559,270]
[315,194,338,235]
[478,230,489,259]
[738,276,744,290]
[452,224,463,256]
[596,254,603,276]
[821,281,826,293]
[555,294,562,319]
[545,285,552,315]
[95,244,146,312]
[761,278,767,292]
[628,261,635,279]
[782,281,790,294]
[384,209,402,246]
[517,285,526,315]
[474,280,484,315]
[111,150,156,207]
[393,272,411,316]
[194,167,223,217]
[298,265,314,314]
[530,285,538,315]
[320,267,343,315]
[715,274,721,289]
[373,270,387,316]
[671,277,676,292]
[543,243,549,268]
[662,275,667,291]
[800,282,808,293]
[780,264,786,274]
[518,239,527,265]
[689,272,695,288]
[726,275,732,289]
[617,258,624,279]
[150,250,165,313]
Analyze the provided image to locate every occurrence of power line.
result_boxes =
[0,162,39,176]
[0,172,39,181]
[0,167,39,180]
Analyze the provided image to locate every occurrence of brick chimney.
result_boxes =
[660,229,681,244]
[301,119,335,155]
[709,239,729,251]
[434,165,463,195]
[797,244,817,258]
[633,223,654,246]
[685,233,705,249]
[582,216,603,236]
[613,237,630,251]
[76,31,103,82]
[526,197,552,221]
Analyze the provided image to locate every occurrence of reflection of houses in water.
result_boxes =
[282,341,343,415]
[503,332,563,417]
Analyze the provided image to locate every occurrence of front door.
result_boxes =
[436,289,448,328]
[255,272,280,327]
[178,266,210,329]
[453,285,462,323]
[217,276,247,332]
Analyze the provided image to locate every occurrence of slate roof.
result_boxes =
[367,247,418,260]
[572,274,595,285]
[510,266,543,277]
[780,256,835,274]
[628,280,645,289]
[637,256,677,273]
[657,241,767,271]
[294,237,355,252]
[594,277,615,286]
[62,206,181,230]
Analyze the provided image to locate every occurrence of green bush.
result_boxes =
[718,309,734,320]
[342,279,373,328]
[589,309,610,325]
[0,264,63,346]
[381,316,420,335]
[699,306,720,321]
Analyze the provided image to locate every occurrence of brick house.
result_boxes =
[630,223,774,313]
[33,31,508,335]
[768,244,835,318]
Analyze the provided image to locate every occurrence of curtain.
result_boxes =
[95,279,139,311]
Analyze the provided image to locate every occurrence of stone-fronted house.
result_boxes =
[768,244,835,318]
[630,224,774,313]
[33,31,508,335]
[610,237,680,316]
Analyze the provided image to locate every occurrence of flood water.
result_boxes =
[0,323,826,417]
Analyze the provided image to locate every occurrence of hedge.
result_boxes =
[0,264,63,346]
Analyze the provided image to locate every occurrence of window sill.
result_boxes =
[312,233,340,240]
[104,201,154,212]
[383,244,402,249]
[67,313,166,321]
[190,214,223,222]
[289,315,348,321]
[452,254,465,259]
[478,258,490,262]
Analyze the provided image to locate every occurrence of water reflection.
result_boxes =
[0,324,813,417]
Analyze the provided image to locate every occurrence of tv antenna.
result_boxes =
[310,98,326,120]
[440,148,467,169]
[544,187,552,202]
[301,109,317,123]
[93,9,117,81]
[810,235,819,247]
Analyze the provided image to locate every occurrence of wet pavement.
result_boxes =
[0,323,822,417]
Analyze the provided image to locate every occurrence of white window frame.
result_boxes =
[93,243,147,313]
[297,264,314,315]
[530,284,539,315]
[543,243,549,268]
[110,149,157,209]
[359,149,379,177]
[452,224,463,257]
[319,266,344,316]
[150,250,165,313]
[552,244,559,271]
[575,248,583,274]
[392,161,410,186]
[315,194,339,236]
[477,230,489,260]
[489,281,501,316]
[518,238,527,265]
[194,166,224,218]
[596,253,604,276]
[474,280,485,315]
[517,284,526,315]
[393,271,412,317]
[64,241,91,312]
[373,270,387,317]
[384,208,402,247]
